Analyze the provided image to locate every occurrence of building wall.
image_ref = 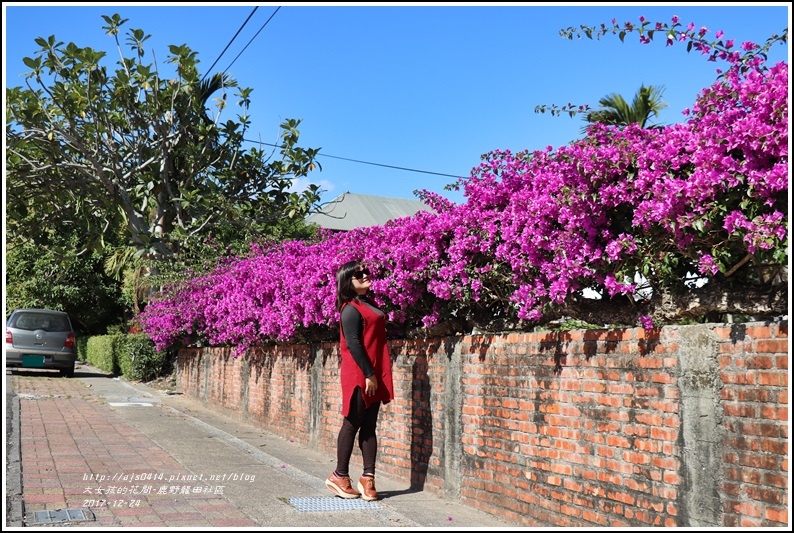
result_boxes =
[175,321,789,527]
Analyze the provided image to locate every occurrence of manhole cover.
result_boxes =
[31,508,95,524]
[288,497,382,512]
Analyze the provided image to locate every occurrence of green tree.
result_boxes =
[582,84,667,131]
[5,231,126,334]
[5,13,323,272]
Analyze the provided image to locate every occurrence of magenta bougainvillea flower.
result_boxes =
[140,18,788,353]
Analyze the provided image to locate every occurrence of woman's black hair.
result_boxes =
[335,260,363,312]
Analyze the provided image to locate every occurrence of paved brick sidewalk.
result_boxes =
[9,365,515,529]
[14,372,257,527]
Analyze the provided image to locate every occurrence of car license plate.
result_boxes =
[22,355,46,368]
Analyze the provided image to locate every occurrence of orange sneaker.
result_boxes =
[357,475,378,501]
[325,472,360,499]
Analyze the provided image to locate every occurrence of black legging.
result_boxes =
[335,387,381,477]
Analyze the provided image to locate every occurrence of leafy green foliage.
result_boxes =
[84,334,121,375]
[535,84,667,131]
[117,333,169,382]
[82,332,168,381]
[583,84,667,130]
[5,232,126,334]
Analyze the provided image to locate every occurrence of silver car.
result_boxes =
[5,308,77,377]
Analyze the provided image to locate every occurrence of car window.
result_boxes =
[11,313,70,332]
[13,314,36,330]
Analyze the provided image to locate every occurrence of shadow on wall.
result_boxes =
[409,355,432,489]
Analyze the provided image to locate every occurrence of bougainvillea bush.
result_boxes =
[140,17,788,353]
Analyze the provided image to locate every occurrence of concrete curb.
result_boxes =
[5,370,25,528]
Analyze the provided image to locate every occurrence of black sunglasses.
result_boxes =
[352,268,371,280]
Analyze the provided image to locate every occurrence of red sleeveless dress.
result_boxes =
[339,299,394,416]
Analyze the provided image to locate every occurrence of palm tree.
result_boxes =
[104,245,150,316]
[582,84,667,132]
[198,71,236,126]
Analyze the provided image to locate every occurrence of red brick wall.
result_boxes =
[715,323,789,526]
[175,321,788,527]
[245,344,314,438]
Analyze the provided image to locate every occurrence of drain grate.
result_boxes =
[31,508,95,524]
[288,497,382,512]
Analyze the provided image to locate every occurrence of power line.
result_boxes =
[221,7,281,75]
[244,138,463,179]
[202,6,259,82]
[315,151,463,179]
[212,8,460,180]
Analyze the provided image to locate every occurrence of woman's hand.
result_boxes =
[365,376,378,396]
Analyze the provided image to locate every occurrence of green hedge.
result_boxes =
[75,335,89,365]
[119,333,168,381]
[84,335,120,374]
[83,333,168,381]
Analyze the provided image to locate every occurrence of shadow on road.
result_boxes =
[7,365,114,379]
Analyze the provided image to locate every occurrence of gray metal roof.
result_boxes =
[305,192,435,231]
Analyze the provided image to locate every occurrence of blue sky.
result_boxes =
[4,2,790,205]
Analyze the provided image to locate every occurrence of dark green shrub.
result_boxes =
[85,335,122,375]
[76,335,89,363]
[118,333,167,382]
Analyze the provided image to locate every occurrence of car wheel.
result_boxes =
[60,366,75,378]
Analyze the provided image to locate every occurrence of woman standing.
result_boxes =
[325,260,394,501]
